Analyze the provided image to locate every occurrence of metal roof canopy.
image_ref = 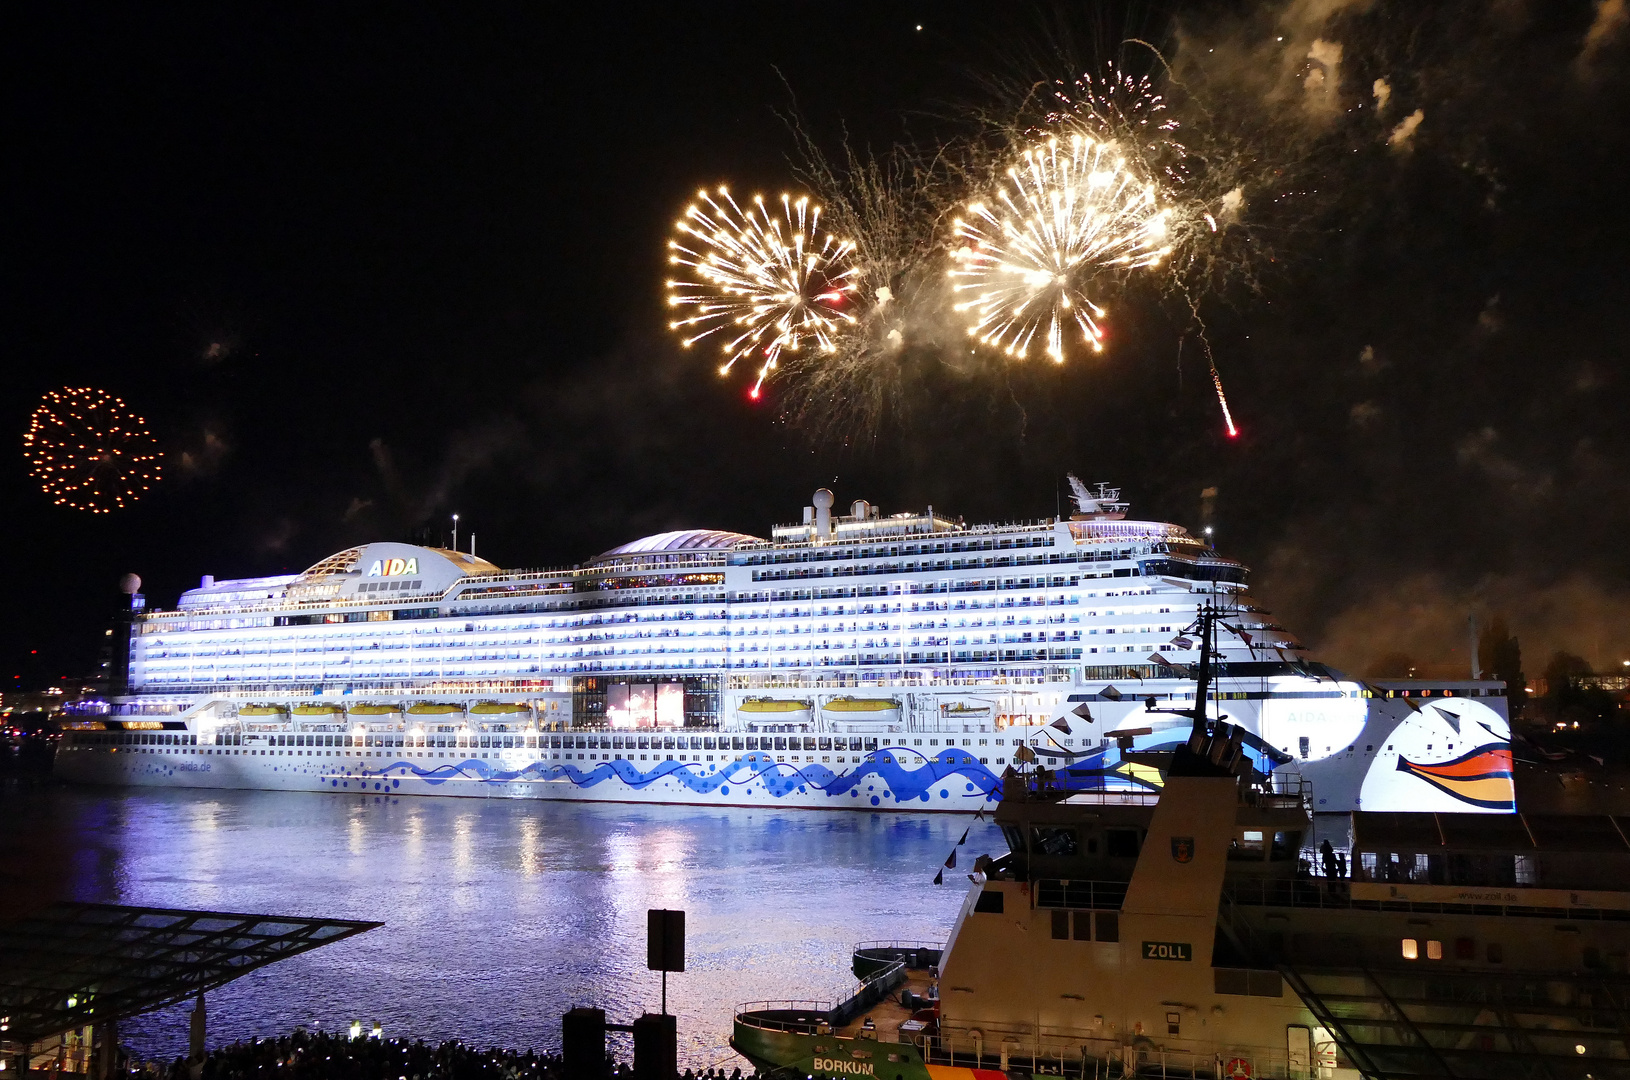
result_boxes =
[0,901,380,1046]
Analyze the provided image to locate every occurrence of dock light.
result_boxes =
[371,1022,382,1040]
[349,1021,361,1041]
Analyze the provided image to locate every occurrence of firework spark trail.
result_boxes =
[1210,363,1238,438]
[666,187,861,397]
[948,132,1175,363]
[23,387,163,513]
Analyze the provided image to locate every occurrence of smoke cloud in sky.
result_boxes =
[1387,108,1425,148]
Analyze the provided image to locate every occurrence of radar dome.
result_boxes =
[812,488,834,509]
[120,573,142,595]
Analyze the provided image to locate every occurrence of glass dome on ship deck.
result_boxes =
[591,529,763,562]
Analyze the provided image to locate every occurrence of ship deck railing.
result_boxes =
[923,1024,1313,1080]
[737,961,913,1033]
[1224,876,1630,922]
[732,1000,840,1035]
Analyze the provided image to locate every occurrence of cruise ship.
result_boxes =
[57,480,1515,814]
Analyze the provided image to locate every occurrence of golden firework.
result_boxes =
[949,133,1173,362]
[23,387,163,513]
[666,187,860,397]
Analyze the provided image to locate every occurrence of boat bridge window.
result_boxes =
[1230,831,1267,861]
[1106,828,1142,858]
[1031,827,1079,857]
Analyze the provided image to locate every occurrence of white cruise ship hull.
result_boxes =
[56,679,1515,813]
[53,744,1002,811]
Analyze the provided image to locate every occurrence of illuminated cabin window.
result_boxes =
[1426,940,1443,960]
[1402,939,1419,960]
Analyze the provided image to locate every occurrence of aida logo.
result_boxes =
[367,558,419,577]
[1394,747,1516,811]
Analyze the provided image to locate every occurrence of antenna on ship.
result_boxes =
[452,513,459,554]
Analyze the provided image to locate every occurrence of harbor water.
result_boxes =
[16,780,996,1065]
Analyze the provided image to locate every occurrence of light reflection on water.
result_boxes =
[43,787,997,1065]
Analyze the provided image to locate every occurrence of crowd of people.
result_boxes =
[128,1028,758,1080]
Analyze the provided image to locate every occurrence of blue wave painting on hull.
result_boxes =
[328,749,1003,804]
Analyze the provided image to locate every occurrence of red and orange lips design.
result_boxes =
[1395,746,1516,811]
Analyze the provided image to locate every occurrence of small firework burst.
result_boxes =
[23,387,163,513]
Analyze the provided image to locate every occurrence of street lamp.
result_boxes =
[452,513,460,553]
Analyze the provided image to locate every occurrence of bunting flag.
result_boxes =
[958,829,969,846]
[944,850,957,869]
[933,869,944,885]
[1014,744,1037,764]
[974,809,985,821]
[1100,685,1123,701]
[1050,717,1073,734]
[1070,702,1094,722]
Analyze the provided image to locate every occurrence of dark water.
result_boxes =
[14,778,995,1066]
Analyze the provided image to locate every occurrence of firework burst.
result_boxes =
[666,187,861,397]
[23,387,163,513]
[949,132,1174,362]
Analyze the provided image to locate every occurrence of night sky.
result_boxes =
[5,2,1628,691]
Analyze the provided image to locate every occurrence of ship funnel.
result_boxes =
[813,488,834,541]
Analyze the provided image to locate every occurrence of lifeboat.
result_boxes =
[470,702,529,715]
[821,697,903,725]
[346,703,401,716]
[293,703,344,717]
[407,702,464,715]
[237,704,286,717]
[737,697,814,724]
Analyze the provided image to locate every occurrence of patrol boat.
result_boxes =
[730,605,1630,1079]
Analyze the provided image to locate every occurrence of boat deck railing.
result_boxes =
[1225,876,1630,922]
[921,1024,1312,1080]
[738,951,918,1034]
[851,939,944,955]
[730,1001,835,1035]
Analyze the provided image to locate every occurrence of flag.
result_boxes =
[1100,685,1122,701]
[1170,637,1193,650]
[1070,702,1094,722]
[1014,745,1036,764]
[933,869,943,885]
[958,829,969,846]
[944,850,957,869]
[1050,717,1072,734]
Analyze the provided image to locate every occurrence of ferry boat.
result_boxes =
[56,480,1514,814]
[730,608,1630,1079]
